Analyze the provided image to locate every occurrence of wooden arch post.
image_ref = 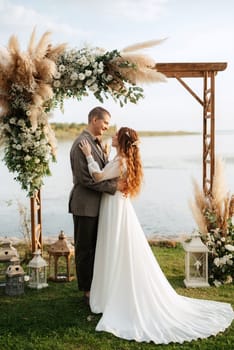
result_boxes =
[30,189,42,252]
[155,62,227,195]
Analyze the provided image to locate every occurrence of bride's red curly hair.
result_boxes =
[117,127,143,197]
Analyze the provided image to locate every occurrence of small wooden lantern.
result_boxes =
[0,239,19,286]
[48,230,75,282]
[27,250,48,289]
[183,231,210,288]
[5,257,25,296]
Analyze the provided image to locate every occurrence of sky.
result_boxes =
[0,0,234,131]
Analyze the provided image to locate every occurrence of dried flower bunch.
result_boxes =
[190,157,234,285]
[0,30,166,196]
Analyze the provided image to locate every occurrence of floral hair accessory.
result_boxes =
[131,140,140,147]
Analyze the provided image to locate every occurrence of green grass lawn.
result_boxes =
[0,244,233,350]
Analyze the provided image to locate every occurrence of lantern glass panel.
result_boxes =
[38,267,46,283]
[189,252,206,280]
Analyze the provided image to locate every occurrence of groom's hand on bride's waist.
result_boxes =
[117,179,127,193]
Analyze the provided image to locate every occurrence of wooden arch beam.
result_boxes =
[155,62,227,195]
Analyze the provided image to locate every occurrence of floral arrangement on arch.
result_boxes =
[0,30,166,196]
[190,157,234,286]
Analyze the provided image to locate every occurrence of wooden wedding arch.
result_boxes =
[31,62,227,252]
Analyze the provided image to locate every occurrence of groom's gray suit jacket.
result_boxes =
[69,130,117,217]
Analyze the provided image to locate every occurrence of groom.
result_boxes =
[69,106,118,304]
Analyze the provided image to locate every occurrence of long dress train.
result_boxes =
[87,156,234,344]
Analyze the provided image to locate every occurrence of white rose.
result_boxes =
[89,83,98,92]
[221,237,226,242]
[16,144,22,150]
[106,74,113,81]
[78,73,85,81]
[34,158,40,164]
[225,244,234,252]
[213,257,220,267]
[213,280,222,287]
[219,256,227,265]
[53,81,61,88]
[9,118,16,124]
[85,70,92,77]
[24,155,31,161]
[83,59,89,67]
[54,71,61,79]
[70,72,78,81]
[18,119,25,126]
[58,65,66,72]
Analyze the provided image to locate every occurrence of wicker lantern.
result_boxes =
[0,239,19,286]
[183,231,210,288]
[27,250,48,289]
[5,257,25,296]
[48,230,75,282]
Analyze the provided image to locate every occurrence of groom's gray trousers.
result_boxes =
[73,215,98,292]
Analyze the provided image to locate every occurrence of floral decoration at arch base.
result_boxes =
[190,158,234,286]
[0,30,166,196]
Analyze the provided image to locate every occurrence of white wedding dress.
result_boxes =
[86,155,234,344]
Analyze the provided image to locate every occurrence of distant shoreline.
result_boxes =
[137,130,200,137]
[50,122,200,140]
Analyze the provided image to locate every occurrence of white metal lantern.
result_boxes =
[183,231,210,288]
[5,257,25,296]
[27,250,48,289]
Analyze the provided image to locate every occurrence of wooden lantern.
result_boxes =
[48,230,75,282]
[183,231,210,288]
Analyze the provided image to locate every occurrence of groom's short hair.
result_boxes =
[88,106,111,123]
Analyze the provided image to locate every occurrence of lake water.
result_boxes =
[1,132,234,241]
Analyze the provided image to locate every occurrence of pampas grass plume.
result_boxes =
[212,157,228,205]
[122,38,167,53]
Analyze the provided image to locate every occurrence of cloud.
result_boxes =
[0,0,90,47]
[108,0,168,21]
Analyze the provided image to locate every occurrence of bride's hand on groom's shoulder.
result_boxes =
[79,139,91,156]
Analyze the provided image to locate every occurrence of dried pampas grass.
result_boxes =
[212,157,228,206]
[190,156,233,237]
[189,178,208,234]
[0,29,66,130]
[0,97,9,118]
[189,199,208,234]
[122,38,167,53]
[109,38,167,85]
[112,53,166,85]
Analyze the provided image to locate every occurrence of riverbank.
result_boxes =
[1,232,190,250]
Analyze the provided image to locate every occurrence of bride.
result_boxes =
[79,127,234,344]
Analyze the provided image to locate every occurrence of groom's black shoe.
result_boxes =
[83,295,90,305]
[83,292,90,306]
